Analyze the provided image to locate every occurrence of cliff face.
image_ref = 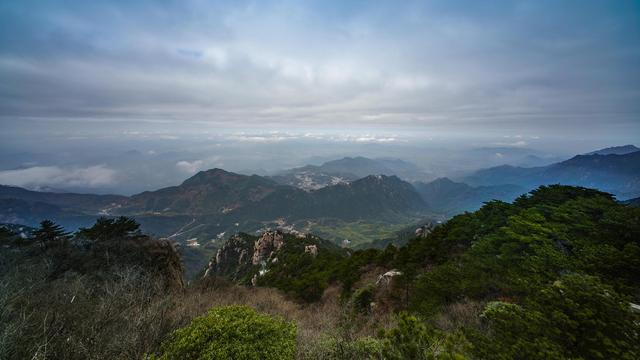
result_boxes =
[202,230,344,288]
[251,231,285,265]
[203,230,290,282]
[203,233,255,280]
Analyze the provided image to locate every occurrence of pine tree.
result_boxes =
[78,216,140,241]
[33,220,70,250]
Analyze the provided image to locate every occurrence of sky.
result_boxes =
[0,0,639,194]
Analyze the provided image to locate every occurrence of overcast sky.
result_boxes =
[0,1,639,193]
[1,0,639,135]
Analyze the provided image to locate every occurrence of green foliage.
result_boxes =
[0,225,28,246]
[77,216,141,241]
[352,284,376,313]
[473,301,564,359]
[4,185,640,359]
[347,337,385,359]
[513,185,613,208]
[472,275,640,359]
[33,219,70,249]
[381,312,470,360]
[30,217,184,288]
[362,185,640,358]
[153,306,296,360]
[410,185,640,314]
[255,234,346,302]
[256,184,640,315]
[298,333,385,360]
[308,218,414,247]
[307,336,385,360]
[253,185,640,358]
[0,226,14,240]
[335,248,386,296]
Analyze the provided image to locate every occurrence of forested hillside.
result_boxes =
[2,185,639,359]
[203,184,640,359]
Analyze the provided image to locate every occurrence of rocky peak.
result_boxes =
[203,234,254,279]
[252,230,285,265]
[202,231,290,281]
[202,230,342,290]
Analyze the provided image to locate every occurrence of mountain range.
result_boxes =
[0,168,429,277]
[270,156,433,190]
[463,149,640,199]
[118,169,426,220]
[0,186,125,230]
[586,144,639,155]
[414,178,525,214]
[1,145,639,276]
[3,146,640,233]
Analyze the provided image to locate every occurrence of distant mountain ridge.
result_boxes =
[0,168,428,236]
[270,156,433,190]
[122,169,282,214]
[2,146,639,277]
[0,168,428,276]
[0,185,125,229]
[0,198,95,229]
[586,144,639,155]
[623,197,640,207]
[0,185,126,212]
[121,169,427,221]
[414,178,524,214]
[464,150,640,199]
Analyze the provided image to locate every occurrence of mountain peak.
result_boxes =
[429,177,457,185]
[322,156,375,166]
[356,174,401,183]
[181,168,245,186]
[586,145,639,156]
[415,177,473,196]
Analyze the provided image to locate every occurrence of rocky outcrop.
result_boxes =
[202,230,339,289]
[376,269,402,288]
[203,231,288,282]
[203,234,254,280]
[414,223,434,238]
[304,244,318,257]
[252,231,285,265]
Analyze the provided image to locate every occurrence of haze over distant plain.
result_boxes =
[1,0,639,194]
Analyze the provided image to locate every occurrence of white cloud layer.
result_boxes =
[0,165,117,190]
[176,160,205,174]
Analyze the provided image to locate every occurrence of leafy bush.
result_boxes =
[352,284,376,313]
[153,306,296,360]
[77,216,141,241]
[472,275,640,359]
[300,335,384,360]
[411,185,640,315]
[47,217,184,288]
[381,312,470,360]
[4,185,640,359]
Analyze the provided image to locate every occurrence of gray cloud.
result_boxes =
[0,0,638,137]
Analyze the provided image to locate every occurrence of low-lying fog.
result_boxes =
[1,120,634,195]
